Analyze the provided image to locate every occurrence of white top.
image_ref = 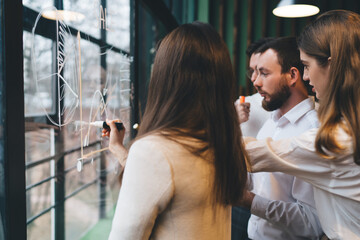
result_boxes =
[239,93,272,137]
[248,98,323,240]
[108,134,231,240]
[245,127,360,240]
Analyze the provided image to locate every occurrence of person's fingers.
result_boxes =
[239,105,250,114]
[107,120,117,131]
[241,106,250,114]
[241,102,250,109]
[107,120,126,138]
[237,103,250,123]
[240,113,249,121]
[102,131,109,137]
[107,119,124,132]
[102,127,109,137]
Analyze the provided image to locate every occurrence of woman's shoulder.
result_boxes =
[130,133,210,163]
[133,133,204,149]
[126,134,174,170]
[132,133,173,148]
[130,133,188,157]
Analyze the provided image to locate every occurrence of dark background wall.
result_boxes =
[144,0,360,96]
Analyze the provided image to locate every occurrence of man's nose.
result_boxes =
[253,74,261,87]
[251,71,258,82]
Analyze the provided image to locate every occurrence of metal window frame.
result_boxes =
[1,0,26,240]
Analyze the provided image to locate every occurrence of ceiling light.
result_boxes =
[273,0,320,18]
[42,10,85,22]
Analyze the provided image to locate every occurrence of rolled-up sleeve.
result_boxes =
[251,194,323,239]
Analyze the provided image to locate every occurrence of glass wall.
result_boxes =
[23,0,131,239]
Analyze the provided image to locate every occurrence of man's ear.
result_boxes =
[288,67,299,87]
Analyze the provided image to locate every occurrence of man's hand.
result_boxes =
[234,98,251,124]
[237,190,255,210]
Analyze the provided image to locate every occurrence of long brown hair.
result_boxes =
[298,10,360,165]
[137,22,248,205]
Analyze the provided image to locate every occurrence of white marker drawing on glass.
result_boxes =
[31,6,79,127]
[31,6,132,171]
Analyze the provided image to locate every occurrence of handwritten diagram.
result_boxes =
[31,6,132,171]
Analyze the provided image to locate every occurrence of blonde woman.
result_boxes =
[244,10,360,239]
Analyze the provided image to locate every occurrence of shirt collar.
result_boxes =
[271,97,315,124]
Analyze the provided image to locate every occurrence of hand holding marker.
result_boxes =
[75,120,124,172]
[101,120,124,138]
[90,121,124,131]
[102,120,128,166]
[236,96,250,124]
[75,120,124,131]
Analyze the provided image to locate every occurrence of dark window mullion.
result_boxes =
[52,0,65,239]
[98,0,108,220]
[1,0,26,240]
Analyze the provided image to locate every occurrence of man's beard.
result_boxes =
[261,80,291,111]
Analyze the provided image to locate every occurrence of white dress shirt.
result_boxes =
[239,93,272,137]
[245,125,360,240]
[248,98,323,240]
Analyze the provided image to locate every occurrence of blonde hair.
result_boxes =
[298,10,360,165]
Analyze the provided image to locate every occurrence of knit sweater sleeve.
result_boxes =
[108,138,174,240]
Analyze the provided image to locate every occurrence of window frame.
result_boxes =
[1,0,26,240]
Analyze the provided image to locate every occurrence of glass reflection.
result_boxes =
[27,212,52,240]
[26,181,52,220]
[23,32,54,117]
[23,0,54,12]
[107,0,130,51]
[63,0,100,38]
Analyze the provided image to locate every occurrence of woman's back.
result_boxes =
[107,22,246,239]
[108,134,231,239]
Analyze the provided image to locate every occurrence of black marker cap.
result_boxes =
[103,122,124,131]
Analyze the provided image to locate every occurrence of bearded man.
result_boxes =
[236,37,323,240]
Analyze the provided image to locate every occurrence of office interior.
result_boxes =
[1,0,359,239]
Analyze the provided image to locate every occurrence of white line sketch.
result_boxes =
[31,6,132,170]
[77,31,84,160]
[32,6,80,127]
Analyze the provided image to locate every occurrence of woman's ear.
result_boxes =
[327,57,331,70]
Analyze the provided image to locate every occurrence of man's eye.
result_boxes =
[246,69,255,78]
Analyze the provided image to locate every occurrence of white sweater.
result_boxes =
[108,134,231,240]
